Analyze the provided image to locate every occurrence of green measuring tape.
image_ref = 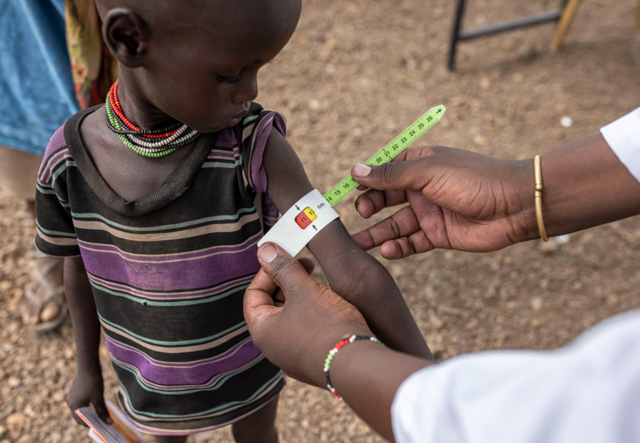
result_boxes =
[323,105,446,207]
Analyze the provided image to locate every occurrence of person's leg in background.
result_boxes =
[0,144,66,330]
[0,0,76,331]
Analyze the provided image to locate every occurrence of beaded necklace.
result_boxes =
[105,80,200,158]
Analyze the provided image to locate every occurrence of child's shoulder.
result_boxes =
[43,123,68,159]
[43,106,100,160]
[237,103,287,145]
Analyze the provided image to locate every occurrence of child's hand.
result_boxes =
[66,369,112,426]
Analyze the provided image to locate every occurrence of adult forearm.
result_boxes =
[517,132,640,238]
[309,224,433,359]
[331,341,433,442]
[64,257,101,373]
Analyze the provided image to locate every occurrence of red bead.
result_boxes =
[109,80,181,138]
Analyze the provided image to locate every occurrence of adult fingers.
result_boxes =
[379,230,436,260]
[351,147,436,191]
[354,189,407,219]
[244,270,284,343]
[351,206,422,251]
[272,258,315,306]
[298,258,315,275]
[245,269,279,322]
[256,243,318,296]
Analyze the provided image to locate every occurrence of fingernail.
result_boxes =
[353,163,371,177]
[258,244,278,263]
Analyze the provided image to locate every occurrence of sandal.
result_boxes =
[20,250,68,332]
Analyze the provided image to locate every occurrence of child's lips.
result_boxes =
[225,111,249,127]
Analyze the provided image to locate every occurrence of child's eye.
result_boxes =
[217,74,242,84]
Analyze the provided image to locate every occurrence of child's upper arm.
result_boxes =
[262,128,362,260]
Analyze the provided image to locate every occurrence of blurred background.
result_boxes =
[1,0,639,441]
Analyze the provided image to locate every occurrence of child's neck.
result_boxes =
[117,74,180,131]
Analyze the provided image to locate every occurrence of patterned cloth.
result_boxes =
[65,0,118,109]
[34,103,284,435]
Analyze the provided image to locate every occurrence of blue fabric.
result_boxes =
[0,0,79,156]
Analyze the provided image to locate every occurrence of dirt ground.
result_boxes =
[1,0,639,442]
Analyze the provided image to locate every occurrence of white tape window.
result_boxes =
[258,189,340,257]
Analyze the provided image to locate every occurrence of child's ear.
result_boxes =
[102,8,147,68]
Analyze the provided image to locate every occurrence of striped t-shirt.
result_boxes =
[35,103,284,436]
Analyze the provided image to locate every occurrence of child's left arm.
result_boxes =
[262,130,432,359]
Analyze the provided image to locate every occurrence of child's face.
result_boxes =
[130,0,301,133]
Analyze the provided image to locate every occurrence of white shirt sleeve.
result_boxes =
[391,309,640,443]
[600,107,640,183]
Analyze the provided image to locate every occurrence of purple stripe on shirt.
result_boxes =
[78,235,258,262]
[38,148,71,185]
[44,124,66,157]
[250,112,286,194]
[216,127,235,147]
[105,335,261,386]
[89,273,255,300]
[79,240,261,291]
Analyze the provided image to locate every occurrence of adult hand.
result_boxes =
[244,243,372,388]
[351,146,535,259]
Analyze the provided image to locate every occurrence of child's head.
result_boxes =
[97,0,301,132]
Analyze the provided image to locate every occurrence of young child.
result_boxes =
[35,0,432,441]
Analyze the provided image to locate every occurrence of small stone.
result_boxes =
[530,296,543,311]
[473,135,488,146]
[465,318,479,329]
[6,413,26,435]
[308,100,321,110]
[428,309,444,329]
[406,59,416,70]
[480,77,491,90]
[555,234,570,245]
[325,64,336,74]
[7,376,19,388]
[560,116,573,127]
[539,240,558,252]
[539,279,549,290]
[52,391,65,403]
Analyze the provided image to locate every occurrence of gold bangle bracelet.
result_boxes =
[534,155,549,242]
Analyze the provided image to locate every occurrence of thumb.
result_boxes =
[351,159,430,192]
[257,243,317,296]
[92,397,112,424]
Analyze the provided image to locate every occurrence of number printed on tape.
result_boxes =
[322,105,446,207]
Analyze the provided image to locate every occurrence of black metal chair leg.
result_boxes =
[448,0,467,71]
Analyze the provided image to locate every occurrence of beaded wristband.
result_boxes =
[324,335,384,401]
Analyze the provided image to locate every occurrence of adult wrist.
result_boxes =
[327,339,386,395]
[506,159,538,242]
[312,326,374,388]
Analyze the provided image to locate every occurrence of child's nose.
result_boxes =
[234,76,258,103]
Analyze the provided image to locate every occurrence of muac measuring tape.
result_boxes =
[258,105,446,256]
